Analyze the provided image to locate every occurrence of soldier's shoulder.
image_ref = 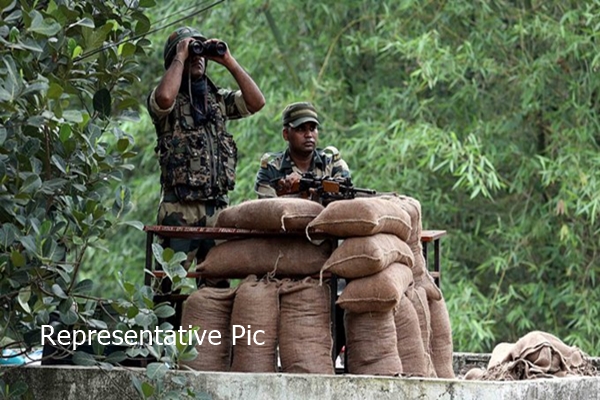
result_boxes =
[260,151,284,169]
[320,146,342,162]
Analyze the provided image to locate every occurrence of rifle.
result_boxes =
[274,172,376,203]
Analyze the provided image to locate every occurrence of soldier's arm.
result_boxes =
[254,154,278,198]
[210,47,265,114]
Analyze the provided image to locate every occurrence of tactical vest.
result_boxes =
[154,86,237,202]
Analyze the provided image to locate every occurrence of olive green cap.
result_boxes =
[282,102,320,128]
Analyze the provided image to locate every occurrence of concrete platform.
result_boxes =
[1,353,598,400]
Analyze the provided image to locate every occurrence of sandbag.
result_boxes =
[179,287,237,371]
[198,237,332,278]
[428,295,455,378]
[216,198,324,232]
[379,194,441,301]
[465,331,596,380]
[345,310,402,376]
[306,197,412,240]
[394,293,429,377]
[278,278,334,374]
[337,263,413,314]
[230,276,279,372]
[321,233,413,279]
[408,286,436,377]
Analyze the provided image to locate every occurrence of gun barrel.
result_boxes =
[354,187,377,195]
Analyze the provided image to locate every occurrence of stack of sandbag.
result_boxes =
[185,198,335,374]
[179,275,335,374]
[307,196,454,378]
[387,195,454,379]
[197,198,332,278]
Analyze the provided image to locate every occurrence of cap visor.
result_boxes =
[288,116,319,128]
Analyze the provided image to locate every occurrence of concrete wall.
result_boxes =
[1,354,598,400]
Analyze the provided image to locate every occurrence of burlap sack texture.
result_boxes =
[345,310,403,376]
[197,237,332,278]
[306,197,412,240]
[464,331,596,381]
[336,262,414,314]
[278,277,334,374]
[428,295,455,378]
[179,286,237,372]
[230,276,280,373]
[395,293,430,377]
[407,286,437,377]
[321,233,414,279]
[216,198,324,232]
[383,195,442,301]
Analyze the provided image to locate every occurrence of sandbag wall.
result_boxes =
[179,276,334,374]
[181,198,335,374]
[307,195,455,378]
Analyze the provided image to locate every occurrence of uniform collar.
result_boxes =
[279,149,325,172]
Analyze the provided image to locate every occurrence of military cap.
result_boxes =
[282,102,320,128]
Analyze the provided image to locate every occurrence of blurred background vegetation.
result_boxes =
[3,0,600,356]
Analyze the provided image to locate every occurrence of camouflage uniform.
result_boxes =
[254,146,351,198]
[148,78,251,284]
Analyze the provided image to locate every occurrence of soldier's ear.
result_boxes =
[282,127,289,142]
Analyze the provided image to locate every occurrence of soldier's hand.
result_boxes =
[277,172,302,195]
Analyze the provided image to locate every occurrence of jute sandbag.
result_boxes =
[408,286,436,377]
[216,198,324,231]
[380,194,441,301]
[345,310,402,376]
[179,287,236,371]
[465,331,596,380]
[198,237,332,278]
[428,294,455,378]
[321,233,413,279]
[278,278,334,374]
[337,263,413,314]
[306,198,412,240]
[230,276,279,372]
[394,293,429,377]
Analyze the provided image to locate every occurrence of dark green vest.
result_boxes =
[153,86,237,202]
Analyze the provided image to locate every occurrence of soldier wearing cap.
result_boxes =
[254,102,350,198]
[147,27,265,288]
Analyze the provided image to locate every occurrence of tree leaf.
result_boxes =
[72,351,96,366]
[93,88,111,117]
[146,362,169,380]
[28,10,61,36]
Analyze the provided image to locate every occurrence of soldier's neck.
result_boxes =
[290,151,313,172]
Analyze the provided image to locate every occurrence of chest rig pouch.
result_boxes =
[154,85,238,202]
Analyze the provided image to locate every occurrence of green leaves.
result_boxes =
[93,88,112,118]
[28,10,61,36]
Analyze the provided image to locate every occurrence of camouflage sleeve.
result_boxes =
[323,146,351,178]
[254,153,278,198]
[218,88,251,120]
[147,87,175,121]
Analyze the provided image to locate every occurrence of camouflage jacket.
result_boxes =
[254,147,351,198]
[147,79,250,203]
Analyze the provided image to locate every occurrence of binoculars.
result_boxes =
[189,40,228,57]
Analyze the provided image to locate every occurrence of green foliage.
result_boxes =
[0,1,203,398]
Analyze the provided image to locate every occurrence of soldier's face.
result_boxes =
[284,122,319,154]
[185,55,206,80]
